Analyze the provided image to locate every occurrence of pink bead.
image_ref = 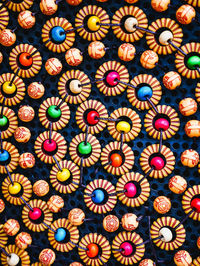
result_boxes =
[43,139,57,153]
[120,242,133,256]
[154,118,170,131]
[106,71,120,86]
[191,198,200,213]
[28,208,42,220]
[150,156,165,170]
[124,183,137,198]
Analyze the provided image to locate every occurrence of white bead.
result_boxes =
[159,30,173,45]
[159,227,173,242]
[124,17,138,33]
[7,253,20,266]
[69,79,82,94]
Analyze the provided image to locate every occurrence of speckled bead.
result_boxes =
[118,43,136,62]
[3,219,20,236]
[27,82,45,99]
[0,29,16,47]
[47,195,64,213]
[176,5,196,25]
[45,58,62,75]
[0,198,5,213]
[0,52,3,64]
[39,249,56,266]
[151,0,170,12]
[139,259,154,266]
[7,253,20,266]
[15,232,32,249]
[69,263,83,266]
[66,0,83,5]
[174,250,192,266]
[65,48,83,66]
[33,180,49,197]
[18,11,36,29]
[121,213,139,231]
[140,50,158,69]
[153,196,171,214]
[179,98,197,116]
[163,71,181,90]
[14,127,31,143]
[19,152,35,169]
[169,175,187,194]
[68,208,85,226]
[103,215,119,232]
[181,149,199,167]
[185,120,200,137]
[197,236,200,249]
[18,105,35,122]
[40,0,58,15]
[88,41,105,59]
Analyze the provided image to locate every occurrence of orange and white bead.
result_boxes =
[15,232,32,249]
[3,219,20,236]
[14,127,31,143]
[179,98,197,116]
[174,250,192,266]
[103,215,119,232]
[168,176,187,194]
[151,0,170,12]
[33,180,49,197]
[39,249,56,265]
[18,105,35,122]
[68,208,85,226]
[19,152,35,169]
[65,48,83,66]
[27,82,45,99]
[121,213,139,231]
[66,0,83,6]
[18,10,36,29]
[185,120,200,138]
[118,43,136,62]
[40,0,58,16]
[0,199,5,213]
[45,58,62,75]
[139,259,154,266]
[163,71,182,90]
[153,196,171,214]
[88,41,105,59]
[0,29,16,47]
[176,5,196,25]
[140,50,158,69]
[181,149,199,167]
[47,195,64,213]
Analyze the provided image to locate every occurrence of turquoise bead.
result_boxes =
[92,189,105,204]
[51,26,66,43]
[78,142,92,155]
[55,228,66,242]
[47,105,61,119]
[0,150,9,163]
[137,86,153,101]
[0,116,8,127]
[186,55,200,70]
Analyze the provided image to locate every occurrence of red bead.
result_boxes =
[106,71,120,86]
[43,139,57,153]
[124,183,137,198]
[18,52,33,67]
[86,111,99,125]
[150,156,165,170]
[28,208,42,220]
[154,118,170,131]
[120,242,133,256]
[191,198,200,213]
[86,243,99,258]
[110,153,123,167]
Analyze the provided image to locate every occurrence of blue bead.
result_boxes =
[137,86,153,101]
[92,189,105,204]
[55,228,66,242]
[0,150,9,163]
[51,26,66,43]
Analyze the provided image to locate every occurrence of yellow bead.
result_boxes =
[8,182,21,195]
[2,81,16,95]
[116,121,131,133]
[57,168,71,182]
[87,16,100,32]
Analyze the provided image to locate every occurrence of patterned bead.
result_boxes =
[39,249,56,266]
[18,11,36,29]
[118,43,136,62]
[176,5,196,25]
[179,98,197,116]
[65,48,83,66]
[121,213,139,231]
[103,215,119,232]
[66,0,82,5]
[0,198,5,213]
[181,149,199,168]
[174,250,192,266]
[3,219,20,236]
[14,127,31,143]
[27,82,45,99]
[0,29,16,47]
[18,105,35,122]
[139,259,154,266]
[68,208,85,226]
[40,0,58,15]
[197,236,200,249]
[125,0,138,3]
[88,41,105,59]
[33,180,49,197]
[151,0,170,12]
[47,195,64,213]
[19,152,35,169]
[0,52,3,64]
[153,196,171,214]
[163,71,181,90]
[140,50,158,69]
[169,176,187,194]
[45,58,62,75]
[15,232,32,249]
[185,120,200,137]
[69,263,83,266]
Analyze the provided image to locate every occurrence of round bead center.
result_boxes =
[51,26,66,43]
[28,207,42,220]
[86,110,99,125]
[0,115,8,127]
[92,189,105,204]
[8,182,22,195]
[47,105,61,119]
[150,156,165,170]
[187,55,200,70]
[86,243,99,258]
[43,139,57,153]
[55,228,66,242]
[137,86,153,101]
[0,149,10,163]
[120,242,133,257]
[106,71,120,87]
[116,121,131,133]
[78,142,92,155]
[18,52,33,67]
[87,16,100,32]
[124,183,137,198]
[110,153,123,167]
[191,198,200,213]
[2,81,16,95]
[154,118,170,131]
[57,168,71,182]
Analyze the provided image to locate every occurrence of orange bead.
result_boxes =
[110,153,122,167]
[140,50,158,69]
[18,52,33,67]
[125,0,138,3]
[118,43,136,62]
[86,243,99,258]
[151,0,170,12]
[176,5,196,25]
[66,0,82,5]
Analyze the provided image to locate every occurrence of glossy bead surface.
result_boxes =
[0,115,8,127]
[47,105,61,119]
[168,175,187,194]
[92,189,105,204]
[65,48,83,66]
[120,242,133,256]
[179,98,197,116]
[121,213,139,231]
[87,16,100,32]
[88,41,105,59]
[33,180,49,197]
[124,17,138,32]
[118,43,136,62]
[68,208,85,226]
[7,253,20,266]
[159,227,173,242]
[4,219,20,236]
[154,118,170,131]
[151,0,170,12]
[174,250,192,266]
[29,208,42,220]
[55,228,66,242]
[110,153,122,167]
[19,152,35,169]
[47,195,64,213]
[45,58,62,75]
[78,142,92,155]
[106,71,120,86]
[51,26,66,43]
[103,215,119,232]
[140,50,158,69]
[159,30,173,45]
[57,168,71,182]
[197,236,200,249]
[69,263,83,266]
[150,156,165,170]
[86,110,99,125]
[66,0,83,5]
[15,232,32,249]
[163,71,182,90]
[2,81,16,95]
[14,127,31,143]
[18,105,35,122]
[139,259,154,266]
[185,120,200,137]
[181,149,199,167]
[191,198,200,213]
[0,52,3,64]
[137,86,153,101]
[0,198,5,213]
[18,10,36,29]
[176,5,196,25]
[153,196,171,214]
[69,79,82,94]
[40,0,58,16]
[187,55,200,70]
[87,243,99,258]
[19,52,33,67]
[8,182,21,195]
[43,139,57,153]
[116,121,131,133]
[124,183,137,198]
[0,150,9,163]
[27,82,45,99]
[39,248,56,265]
[0,29,16,46]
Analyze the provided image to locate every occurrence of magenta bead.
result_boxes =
[106,71,120,86]
[150,156,165,170]
[154,118,170,131]
[43,139,57,153]
[28,208,42,220]
[120,242,133,257]
[124,183,137,198]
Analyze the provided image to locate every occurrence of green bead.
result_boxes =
[187,55,200,70]
[78,142,92,155]
[47,105,61,119]
[0,116,8,127]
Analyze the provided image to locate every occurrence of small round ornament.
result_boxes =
[19,152,35,169]
[163,71,182,90]
[18,10,36,29]
[66,0,82,5]
[14,127,31,143]
[47,195,64,213]
[3,219,20,236]
[45,58,62,75]
[176,5,196,25]
[153,196,171,214]
[40,0,58,15]
[174,250,192,266]
[151,0,170,12]
[15,232,32,249]
[88,41,105,59]
[121,213,139,231]
[140,50,158,69]
[6,253,20,266]
[0,29,16,46]
[179,98,197,116]
[103,215,119,232]
[65,48,83,66]
[39,249,56,266]
[33,180,49,197]
[69,263,83,266]
[18,105,35,122]
[181,149,199,168]
[124,0,138,3]
[139,259,154,266]
[68,208,85,226]
[27,82,45,99]
[118,43,136,62]
[169,176,187,194]
[0,199,5,213]
[185,120,200,137]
